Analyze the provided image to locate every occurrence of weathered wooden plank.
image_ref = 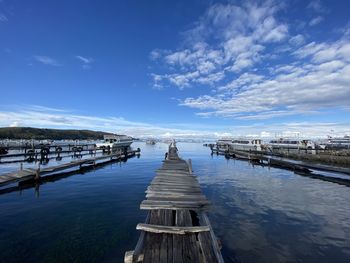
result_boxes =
[173,235,183,263]
[158,171,193,176]
[146,192,205,198]
[157,169,191,173]
[162,167,189,171]
[167,232,173,262]
[150,182,200,188]
[142,232,153,263]
[176,210,193,227]
[152,177,199,183]
[137,223,210,234]
[159,234,168,262]
[149,182,202,188]
[146,197,206,203]
[182,234,201,263]
[146,189,203,195]
[151,181,200,187]
[150,179,200,187]
[152,177,199,182]
[198,232,218,263]
[141,200,210,210]
[133,212,150,262]
[141,204,207,211]
[148,184,201,191]
[188,234,201,263]
[146,192,207,200]
[153,175,197,180]
[163,163,188,166]
[157,169,190,174]
[151,233,161,262]
[163,160,187,163]
[146,189,203,196]
[142,200,209,206]
[202,213,225,263]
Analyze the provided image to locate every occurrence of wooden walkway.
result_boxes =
[0,150,138,187]
[125,143,224,263]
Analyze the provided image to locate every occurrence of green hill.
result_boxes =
[0,127,113,140]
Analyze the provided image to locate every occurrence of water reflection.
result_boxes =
[0,142,349,263]
[198,155,350,262]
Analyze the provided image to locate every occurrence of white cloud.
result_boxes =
[294,39,350,63]
[33,55,61,66]
[307,0,326,13]
[75,55,93,64]
[1,105,349,139]
[0,13,7,22]
[147,0,349,125]
[180,30,350,120]
[309,16,323,26]
[9,121,19,127]
[0,105,232,139]
[75,55,94,69]
[151,74,164,90]
[150,1,288,89]
[149,49,161,60]
[289,34,305,46]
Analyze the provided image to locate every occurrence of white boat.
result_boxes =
[229,138,263,152]
[217,137,263,152]
[96,134,133,150]
[321,136,350,150]
[216,138,233,151]
[146,139,156,145]
[268,138,315,150]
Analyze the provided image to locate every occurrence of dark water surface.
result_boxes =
[1,142,349,263]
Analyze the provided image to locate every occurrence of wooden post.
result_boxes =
[35,183,40,198]
[35,168,40,180]
[188,159,193,174]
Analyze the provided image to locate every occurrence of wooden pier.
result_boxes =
[125,143,223,263]
[0,149,139,187]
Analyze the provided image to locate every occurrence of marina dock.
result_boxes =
[211,149,350,186]
[224,149,350,175]
[125,143,223,263]
[0,149,139,188]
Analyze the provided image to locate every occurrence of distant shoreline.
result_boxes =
[0,127,113,140]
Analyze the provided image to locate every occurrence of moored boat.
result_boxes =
[320,136,350,150]
[216,137,233,152]
[96,134,133,150]
[217,137,263,152]
[145,139,156,145]
[268,138,315,150]
[229,138,263,152]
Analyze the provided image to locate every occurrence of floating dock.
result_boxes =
[125,143,223,263]
[225,149,350,175]
[0,149,139,187]
[211,149,350,187]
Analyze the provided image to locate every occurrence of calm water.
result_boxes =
[0,142,349,263]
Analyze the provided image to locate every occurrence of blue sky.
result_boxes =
[1,0,350,138]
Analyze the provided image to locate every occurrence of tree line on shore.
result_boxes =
[0,127,112,140]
